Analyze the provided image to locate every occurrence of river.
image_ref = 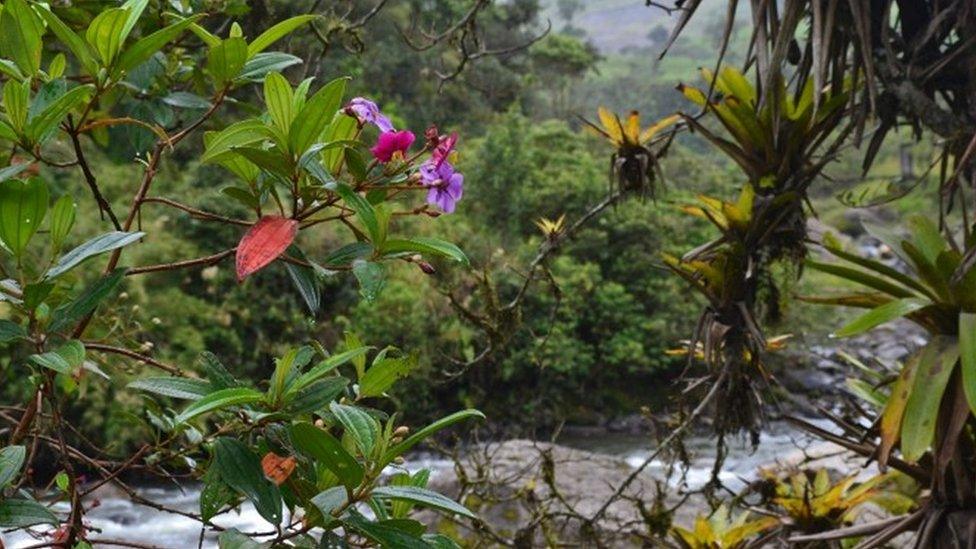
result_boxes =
[1,419,843,548]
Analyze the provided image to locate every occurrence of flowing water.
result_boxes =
[0,420,838,548]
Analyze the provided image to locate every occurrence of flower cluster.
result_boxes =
[345,97,464,213]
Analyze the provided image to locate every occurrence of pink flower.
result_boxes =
[431,131,458,168]
[370,130,415,163]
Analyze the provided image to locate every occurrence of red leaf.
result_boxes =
[236,216,298,281]
[261,452,297,485]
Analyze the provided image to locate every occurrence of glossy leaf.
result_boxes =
[341,511,429,549]
[901,337,959,462]
[381,237,469,265]
[264,72,294,135]
[359,355,417,398]
[371,486,476,519]
[382,410,485,466]
[0,177,48,258]
[289,77,346,154]
[127,377,213,400]
[329,402,379,456]
[0,319,26,345]
[85,8,130,66]
[34,6,99,75]
[45,231,145,280]
[213,438,282,525]
[201,119,272,164]
[237,52,302,82]
[352,260,385,303]
[208,37,248,84]
[961,313,976,415]
[285,377,348,414]
[174,387,264,424]
[116,16,201,73]
[28,340,85,374]
[217,529,264,549]
[247,15,318,57]
[26,84,95,144]
[48,268,127,332]
[834,298,929,338]
[288,346,371,395]
[289,422,364,490]
[0,445,26,488]
[335,184,380,243]
[0,0,43,75]
[236,216,298,281]
[0,499,58,528]
[48,195,76,250]
[311,486,347,519]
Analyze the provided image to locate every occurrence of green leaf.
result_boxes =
[289,77,346,154]
[285,259,322,314]
[0,445,26,488]
[26,84,95,144]
[284,377,348,414]
[127,377,213,400]
[161,91,212,110]
[960,312,976,415]
[200,468,236,522]
[201,119,272,164]
[48,268,127,332]
[247,15,318,57]
[45,231,144,280]
[901,337,960,462]
[329,402,379,456]
[34,6,99,75]
[116,16,201,74]
[288,346,371,396]
[208,37,249,84]
[371,486,476,519]
[217,529,265,549]
[0,319,26,345]
[352,260,386,303]
[0,0,44,75]
[175,387,263,424]
[380,237,469,265]
[359,355,417,398]
[289,422,364,490]
[907,214,946,265]
[28,340,85,374]
[213,438,282,525]
[48,195,76,250]
[85,8,130,66]
[341,511,429,549]
[324,242,372,267]
[0,176,48,258]
[806,260,917,299]
[310,486,347,519]
[264,72,294,136]
[2,79,30,133]
[382,410,485,466]
[0,499,58,528]
[198,351,240,390]
[268,346,313,404]
[834,298,929,338]
[0,163,30,184]
[119,0,149,42]
[236,52,302,82]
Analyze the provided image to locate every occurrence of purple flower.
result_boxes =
[345,97,394,133]
[421,160,463,213]
[371,130,415,163]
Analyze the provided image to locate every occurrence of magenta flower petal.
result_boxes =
[370,130,415,162]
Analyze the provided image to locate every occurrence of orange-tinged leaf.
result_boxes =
[597,107,624,144]
[236,215,298,281]
[624,111,641,144]
[878,350,921,468]
[261,452,296,485]
[639,114,680,143]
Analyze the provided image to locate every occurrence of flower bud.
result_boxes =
[417,261,436,275]
[394,425,410,437]
[425,125,440,148]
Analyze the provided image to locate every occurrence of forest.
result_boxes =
[0,0,971,547]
